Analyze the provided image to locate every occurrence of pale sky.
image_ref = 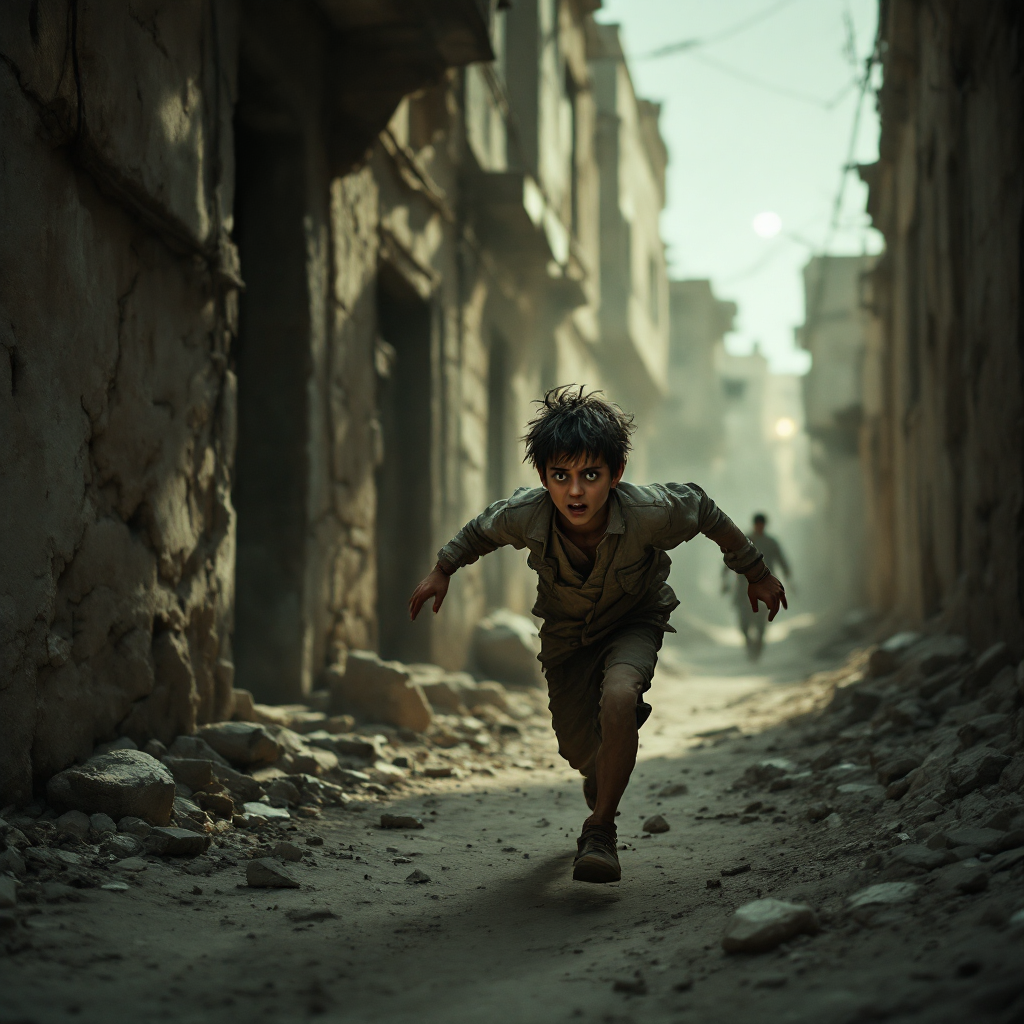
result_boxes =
[595,0,882,374]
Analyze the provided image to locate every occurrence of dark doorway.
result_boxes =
[375,266,433,662]
[231,120,310,702]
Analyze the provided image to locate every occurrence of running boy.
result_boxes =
[408,388,787,884]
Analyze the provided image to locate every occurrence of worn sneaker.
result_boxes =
[583,775,598,811]
[572,822,620,883]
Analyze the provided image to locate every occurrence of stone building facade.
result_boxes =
[0,0,669,803]
[858,0,1024,652]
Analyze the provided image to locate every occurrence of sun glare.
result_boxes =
[752,211,782,238]
[774,416,796,439]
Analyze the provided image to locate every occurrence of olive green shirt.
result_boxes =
[437,482,748,667]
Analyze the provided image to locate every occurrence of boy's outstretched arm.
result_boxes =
[408,564,451,621]
[407,490,534,621]
[707,518,788,622]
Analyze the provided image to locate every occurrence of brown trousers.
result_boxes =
[543,622,664,775]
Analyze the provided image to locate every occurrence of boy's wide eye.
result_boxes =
[585,471,598,481]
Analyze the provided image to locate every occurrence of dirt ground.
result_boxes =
[2,623,1023,1024]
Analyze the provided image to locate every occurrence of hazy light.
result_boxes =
[752,211,782,238]
[775,416,797,439]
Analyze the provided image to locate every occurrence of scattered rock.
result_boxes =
[0,849,27,876]
[117,816,153,839]
[246,858,301,888]
[46,750,176,826]
[100,834,143,860]
[89,813,117,835]
[642,815,670,834]
[847,882,919,910]
[806,802,833,822]
[161,757,215,791]
[722,899,819,953]
[197,723,283,766]
[937,827,1006,854]
[706,879,722,889]
[958,714,1011,748]
[212,764,265,803]
[659,783,689,797]
[876,755,922,786]
[113,857,148,873]
[963,642,1013,697]
[100,882,130,892]
[946,747,1011,798]
[381,814,424,830]
[327,652,433,732]
[868,632,920,676]
[405,869,431,883]
[145,827,210,857]
[721,863,750,877]
[194,792,234,819]
[166,735,231,767]
[938,859,990,894]
[472,609,543,687]
[231,688,256,722]
[242,802,290,821]
[273,841,304,863]
[886,844,952,872]
[423,766,454,779]
[54,810,92,840]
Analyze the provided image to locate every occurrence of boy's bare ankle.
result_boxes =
[583,814,617,834]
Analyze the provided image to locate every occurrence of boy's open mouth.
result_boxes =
[567,502,587,516]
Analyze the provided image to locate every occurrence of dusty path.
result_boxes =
[3,627,1022,1024]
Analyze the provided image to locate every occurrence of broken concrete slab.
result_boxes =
[472,609,543,687]
[246,857,300,888]
[242,801,290,821]
[196,722,283,766]
[847,881,920,909]
[161,757,215,791]
[46,749,176,826]
[145,827,210,857]
[327,652,433,733]
[722,899,819,953]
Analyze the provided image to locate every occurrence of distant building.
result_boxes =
[652,280,735,480]
[797,254,878,610]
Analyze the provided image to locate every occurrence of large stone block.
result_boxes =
[472,610,543,687]
[327,652,432,732]
[46,750,175,826]
[196,723,283,767]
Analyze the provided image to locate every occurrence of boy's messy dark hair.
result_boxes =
[522,385,635,478]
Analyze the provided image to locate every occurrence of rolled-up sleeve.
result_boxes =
[650,483,728,548]
[436,491,533,573]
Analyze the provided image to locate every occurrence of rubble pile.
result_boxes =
[724,631,1024,947]
[0,653,551,920]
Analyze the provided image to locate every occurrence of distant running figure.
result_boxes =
[724,512,791,661]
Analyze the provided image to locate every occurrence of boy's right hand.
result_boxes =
[408,567,450,621]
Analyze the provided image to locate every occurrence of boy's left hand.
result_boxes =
[748,573,788,621]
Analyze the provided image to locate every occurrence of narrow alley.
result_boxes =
[3,623,1022,1024]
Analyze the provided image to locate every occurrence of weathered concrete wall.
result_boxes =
[0,1,239,803]
[861,0,1024,651]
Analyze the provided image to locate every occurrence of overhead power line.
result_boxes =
[688,51,858,110]
[637,0,804,60]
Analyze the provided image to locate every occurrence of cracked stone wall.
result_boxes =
[860,0,1024,652]
[0,1,240,803]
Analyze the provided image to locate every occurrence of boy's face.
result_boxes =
[539,453,623,530]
